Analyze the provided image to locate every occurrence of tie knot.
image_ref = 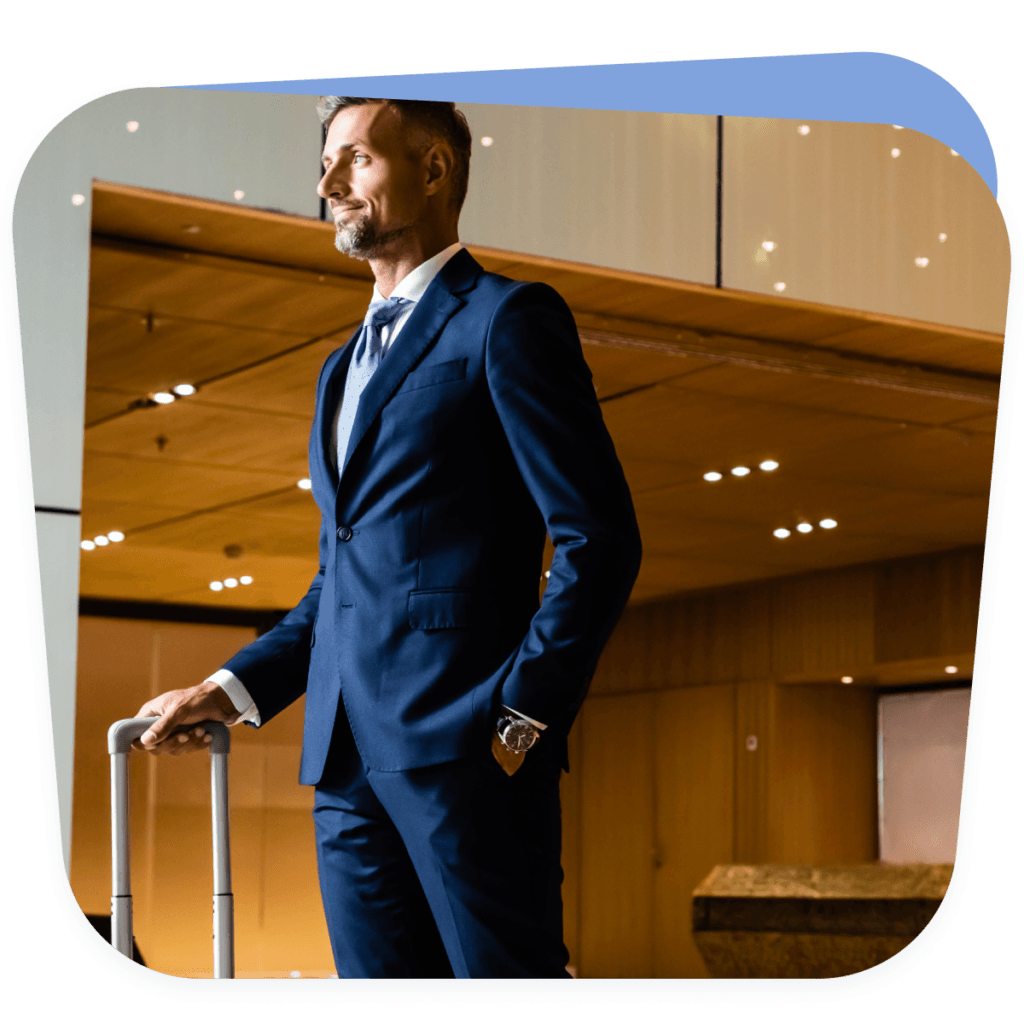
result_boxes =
[366,296,412,331]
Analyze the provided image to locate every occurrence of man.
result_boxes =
[134,97,642,978]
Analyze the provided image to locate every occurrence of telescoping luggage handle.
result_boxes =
[107,717,234,978]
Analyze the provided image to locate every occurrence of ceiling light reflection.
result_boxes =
[209,581,224,592]
[94,536,109,546]
[297,478,313,490]
[152,392,175,404]
[773,528,791,539]
[731,466,750,477]
[797,125,810,135]
[819,519,838,529]
[796,522,813,534]
[173,383,196,396]
[759,460,779,471]
[80,540,95,551]
[107,531,125,542]
[915,257,929,268]
[240,576,253,585]
[773,282,786,292]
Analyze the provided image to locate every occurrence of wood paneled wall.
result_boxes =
[70,545,981,978]
[70,617,334,978]
[563,545,981,977]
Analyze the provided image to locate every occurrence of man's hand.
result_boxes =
[132,681,240,756]
[491,731,525,776]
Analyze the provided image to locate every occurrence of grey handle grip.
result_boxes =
[108,717,234,978]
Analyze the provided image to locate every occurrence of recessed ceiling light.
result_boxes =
[797,125,810,135]
[731,466,750,477]
[209,581,224,592]
[915,257,929,268]
[892,125,904,130]
[796,522,813,533]
[544,570,551,578]
[152,392,175,404]
[107,531,125,542]
[761,240,776,252]
[938,232,948,242]
[71,194,85,206]
[944,665,958,674]
[126,121,139,133]
[950,149,959,157]
[94,535,109,546]
[233,190,245,200]
[773,528,791,539]
[80,540,95,551]
[173,383,196,396]
[819,518,838,529]
[703,471,723,482]
[773,282,786,292]
[297,478,313,490]
[239,576,253,585]
[891,148,901,158]
[480,136,494,147]
[224,578,239,588]
[759,460,779,472]
[841,676,854,684]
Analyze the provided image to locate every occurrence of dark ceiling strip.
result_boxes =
[35,505,81,516]
[79,596,289,634]
[125,485,302,537]
[579,329,999,405]
[715,115,723,290]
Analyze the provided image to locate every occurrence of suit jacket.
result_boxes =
[222,248,642,782]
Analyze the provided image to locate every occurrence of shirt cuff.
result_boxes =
[205,668,261,727]
[502,705,547,731]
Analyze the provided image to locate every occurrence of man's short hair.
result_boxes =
[316,97,473,214]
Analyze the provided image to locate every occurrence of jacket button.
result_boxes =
[337,526,353,541]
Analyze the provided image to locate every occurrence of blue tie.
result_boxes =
[334,295,412,472]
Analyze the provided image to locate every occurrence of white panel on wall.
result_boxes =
[457,104,718,285]
[14,88,321,871]
[722,118,1010,335]
[878,687,971,863]
[34,510,83,871]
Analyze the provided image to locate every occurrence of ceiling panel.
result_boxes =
[80,181,1001,608]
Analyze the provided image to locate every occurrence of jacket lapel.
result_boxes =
[337,248,481,486]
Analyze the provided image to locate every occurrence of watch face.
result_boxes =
[503,720,537,752]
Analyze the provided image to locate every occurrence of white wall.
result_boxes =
[878,687,971,863]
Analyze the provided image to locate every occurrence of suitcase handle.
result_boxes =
[107,717,234,978]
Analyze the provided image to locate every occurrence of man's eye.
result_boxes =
[353,154,368,165]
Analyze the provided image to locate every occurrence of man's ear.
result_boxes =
[423,141,455,197]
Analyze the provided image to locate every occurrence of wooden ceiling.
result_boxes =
[80,180,1002,609]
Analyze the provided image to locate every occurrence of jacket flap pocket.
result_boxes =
[397,358,467,395]
[408,588,474,629]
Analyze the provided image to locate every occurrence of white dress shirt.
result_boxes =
[206,241,545,733]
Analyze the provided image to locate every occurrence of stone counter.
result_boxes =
[692,863,952,978]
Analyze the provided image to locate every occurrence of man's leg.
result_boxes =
[312,710,454,978]
[366,737,571,979]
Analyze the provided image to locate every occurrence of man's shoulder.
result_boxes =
[466,263,570,318]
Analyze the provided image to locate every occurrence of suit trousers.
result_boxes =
[312,704,572,978]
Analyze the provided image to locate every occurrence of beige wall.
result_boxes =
[71,616,334,978]
[721,118,1010,334]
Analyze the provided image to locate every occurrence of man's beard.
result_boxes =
[334,212,410,260]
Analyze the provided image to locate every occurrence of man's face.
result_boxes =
[318,102,428,260]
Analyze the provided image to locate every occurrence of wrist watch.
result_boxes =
[496,709,540,753]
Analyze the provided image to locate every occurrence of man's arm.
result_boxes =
[484,281,643,733]
[134,514,329,753]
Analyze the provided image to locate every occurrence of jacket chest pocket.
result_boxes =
[395,358,467,396]
[408,588,474,629]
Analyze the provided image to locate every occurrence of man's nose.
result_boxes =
[317,167,349,201]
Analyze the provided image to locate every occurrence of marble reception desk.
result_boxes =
[692,863,953,978]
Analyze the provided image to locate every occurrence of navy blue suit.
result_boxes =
[221,248,642,976]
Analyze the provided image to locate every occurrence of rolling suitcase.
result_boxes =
[107,717,234,978]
